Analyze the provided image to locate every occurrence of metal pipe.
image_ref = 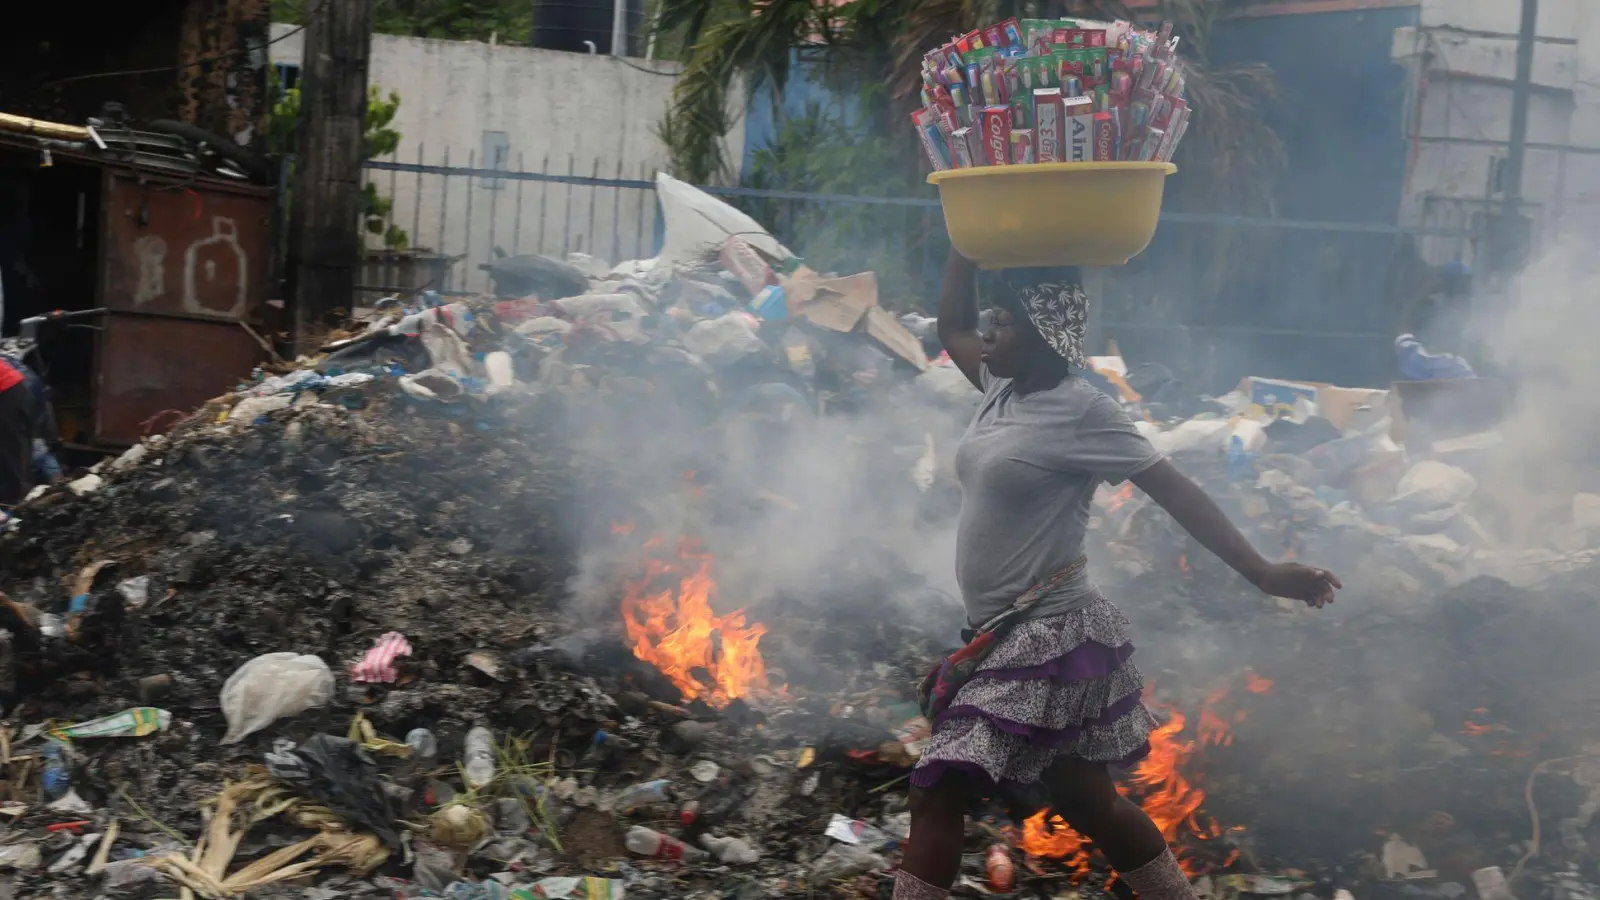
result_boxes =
[611,0,626,56]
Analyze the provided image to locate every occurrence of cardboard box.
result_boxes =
[1238,377,1392,433]
[1240,377,1320,421]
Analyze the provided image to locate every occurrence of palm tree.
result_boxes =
[655,0,843,183]
[659,0,1285,219]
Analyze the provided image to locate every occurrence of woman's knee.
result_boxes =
[1045,759,1120,825]
[910,778,969,820]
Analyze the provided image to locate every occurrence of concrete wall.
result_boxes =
[273,25,747,291]
[1391,0,1600,264]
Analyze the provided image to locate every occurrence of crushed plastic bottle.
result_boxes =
[809,843,887,882]
[625,825,708,861]
[406,728,438,761]
[613,778,672,814]
[40,742,69,799]
[701,834,761,865]
[986,843,1015,891]
[463,726,496,790]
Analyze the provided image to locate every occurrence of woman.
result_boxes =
[896,253,1342,900]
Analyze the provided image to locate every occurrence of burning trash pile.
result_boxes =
[0,171,1597,900]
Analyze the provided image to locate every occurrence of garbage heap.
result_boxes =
[0,174,1597,900]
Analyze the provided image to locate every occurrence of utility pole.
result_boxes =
[1487,0,1537,275]
[288,0,374,355]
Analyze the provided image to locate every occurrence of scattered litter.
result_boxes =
[350,632,413,684]
[220,652,335,744]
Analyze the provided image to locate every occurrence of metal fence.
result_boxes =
[359,152,1478,389]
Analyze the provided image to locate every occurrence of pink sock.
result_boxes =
[893,869,951,900]
[1119,848,1197,900]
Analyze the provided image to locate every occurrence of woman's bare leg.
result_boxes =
[1044,757,1194,900]
[896,772,972,899]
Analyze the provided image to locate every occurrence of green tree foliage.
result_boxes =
[272,0,532,42]
[740,94,940,307]
[269,81,410,249]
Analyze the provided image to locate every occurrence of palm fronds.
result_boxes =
[660,0,833,182]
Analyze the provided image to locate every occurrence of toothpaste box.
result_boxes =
[980,106,1012,166]
[1033,88,1063,162]
[1010,129,1035,164]
[1063,94,1095,162]
[1092,111,1114,161]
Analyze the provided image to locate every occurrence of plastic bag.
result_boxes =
[220,652,335,744]
[289,734,401,847]
[1392,460,1477,509]
[653,174,791,275]
[808,843,887,882]
[682,314,763,366]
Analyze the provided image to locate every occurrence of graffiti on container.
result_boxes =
[183,217,249,318]
[127,217,250,318]
[133,236,169,307]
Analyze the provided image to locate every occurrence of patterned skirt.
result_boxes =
[911,598,1158,788]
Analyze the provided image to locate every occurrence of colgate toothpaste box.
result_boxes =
[1092,111,1114,161]
[980,105,1012,166]
[1032,88,1063,163]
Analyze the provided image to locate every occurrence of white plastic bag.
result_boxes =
[682,313,763,365]
[220,652,335,744]
[1392,460,1477,508]
[653,174,791,274]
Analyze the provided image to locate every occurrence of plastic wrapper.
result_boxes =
[220,652,335,744]
[913,16,1192,168]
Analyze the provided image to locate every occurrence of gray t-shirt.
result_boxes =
[954,368,1163,625]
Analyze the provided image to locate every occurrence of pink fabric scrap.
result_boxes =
[351,631,413,683]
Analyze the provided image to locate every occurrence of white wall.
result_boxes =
[1391,0,1600,264]
[273,25,748,291]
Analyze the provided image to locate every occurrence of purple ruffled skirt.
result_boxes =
[911,598,1158,788]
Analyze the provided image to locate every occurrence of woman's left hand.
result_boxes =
[1253,563,1341,608]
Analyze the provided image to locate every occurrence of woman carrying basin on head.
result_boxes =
[895,251,1342,900]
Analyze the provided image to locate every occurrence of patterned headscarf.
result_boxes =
[994,268,1089,368]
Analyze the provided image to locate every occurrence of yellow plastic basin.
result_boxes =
[928,162,1177,269]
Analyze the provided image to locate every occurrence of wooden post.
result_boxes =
[287,0,374,354]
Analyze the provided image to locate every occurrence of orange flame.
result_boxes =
[1245,673,1273,695]
[1103,483,1135,513]
[611,521,635,536]
[1178,554,1191,574]
[1132,706,1209,847]
[620,538,770,707]
[1014,684,1262,877]
[1195,688,1233,748]
[1019,812,1091,872]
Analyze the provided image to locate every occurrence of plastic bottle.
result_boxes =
[986,843,1015,892]
[700,834,761,865]
[613,778,672,814]
[625,825,708,861]
[463,727,496,789]
[407,728,438,761]
[41,741,69,799]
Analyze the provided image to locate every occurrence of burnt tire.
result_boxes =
[145,119,273,183]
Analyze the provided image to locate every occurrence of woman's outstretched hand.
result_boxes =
[1253,563,1342,608]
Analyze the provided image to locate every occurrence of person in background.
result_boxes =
[0,350,61,488]
[0,354,34,506]
[895,251,1342,900]
[1396,261,1476,381]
